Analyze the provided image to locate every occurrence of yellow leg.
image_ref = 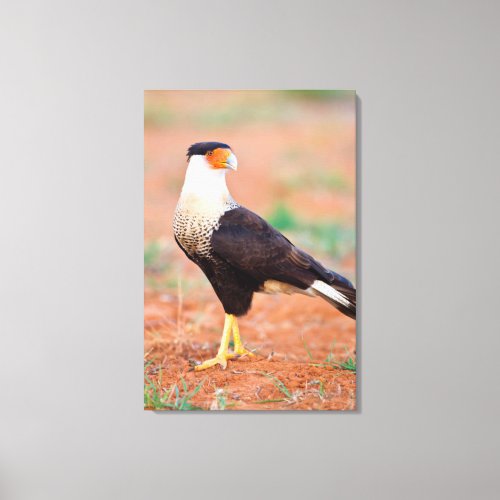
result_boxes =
[194,314,234,371]
[229,317,255,358]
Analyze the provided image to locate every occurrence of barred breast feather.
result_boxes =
[173,198,239,259]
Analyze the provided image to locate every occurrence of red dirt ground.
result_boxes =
[145,290,356,411]
[144,91,356,411]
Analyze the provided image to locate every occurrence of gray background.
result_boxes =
[1,1,499,499]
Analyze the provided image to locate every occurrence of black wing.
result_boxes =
[211,206,354,295]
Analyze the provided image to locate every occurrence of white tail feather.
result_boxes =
[310,280,351,307]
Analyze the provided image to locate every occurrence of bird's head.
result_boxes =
[186,142,238,171]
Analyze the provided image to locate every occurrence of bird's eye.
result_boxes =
[207,151,213,156]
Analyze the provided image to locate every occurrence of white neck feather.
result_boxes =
[178,155,235,213]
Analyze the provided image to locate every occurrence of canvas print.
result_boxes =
[144,90,357,410]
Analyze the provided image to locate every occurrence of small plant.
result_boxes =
[144,362,167,409]
[167,377,205,411]
[318,379,325,399]
[260,371,293,399]
[210,388,237,410]
[144,364,205,410]
[303,340,357,373]
[308,379,326,401]
[322,345,357,372]
[211,388,227,410]
[336,356,357,372]
[254,372,303,405]
[302,338,314,360]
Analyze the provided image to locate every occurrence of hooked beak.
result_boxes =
[223,152,238,171]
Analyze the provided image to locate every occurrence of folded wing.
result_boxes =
[211,206,356,318]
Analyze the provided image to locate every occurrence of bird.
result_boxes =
[173,142,356,371]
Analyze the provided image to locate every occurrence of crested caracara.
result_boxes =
[173,142,356,371]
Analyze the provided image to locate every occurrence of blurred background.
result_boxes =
[144,90,357,409]
[145,90,356,294]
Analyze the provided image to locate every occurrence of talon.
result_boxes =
[226,348,254,360]
[234,347,255,358]
[194,354,228,372]
[192,314,256,371]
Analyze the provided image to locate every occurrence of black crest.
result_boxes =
[187,142,231,159]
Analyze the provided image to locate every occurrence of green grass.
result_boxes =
[266,203,355,259]
[311,356,356,372]
[302,338,314,361]
[214,389,227,410]
[211,388,237,410]
[259,372,293,399]
[319,380,325,399]
[303,340,357,373]
[144,364,205,410]
[308,379,326,400]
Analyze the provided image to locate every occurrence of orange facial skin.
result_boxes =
[206,148,231,169]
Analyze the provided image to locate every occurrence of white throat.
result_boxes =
[178,155,236,213]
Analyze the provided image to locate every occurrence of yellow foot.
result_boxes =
[192,314,255,371]
[231,317,255,358]
[228,346,255,359]
[194,354,229,372]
